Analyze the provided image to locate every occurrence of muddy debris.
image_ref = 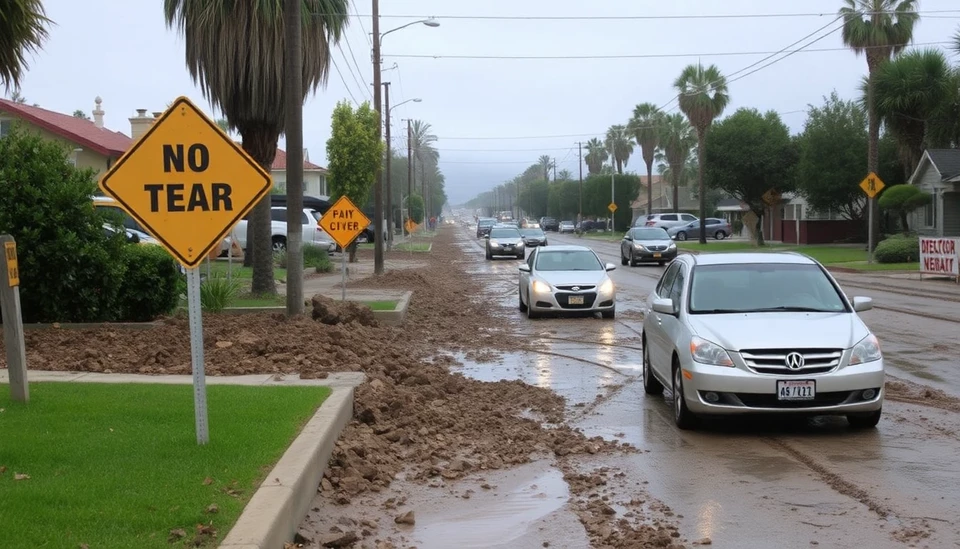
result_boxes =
[311,294,378,326]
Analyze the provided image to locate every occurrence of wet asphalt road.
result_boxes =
[436,227,960,548]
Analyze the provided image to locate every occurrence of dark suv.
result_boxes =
[476,218,497,238]
[539,217,559,232]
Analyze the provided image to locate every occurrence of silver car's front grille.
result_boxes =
[740,348,843,375]
[555,285,596,291]
[646,245,668,251]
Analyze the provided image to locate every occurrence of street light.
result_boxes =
[384,96,422,246]
[371,9,439,275]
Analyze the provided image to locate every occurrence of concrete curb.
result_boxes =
[219,384,357,549]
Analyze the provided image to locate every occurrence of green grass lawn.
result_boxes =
[678,241,871,265]
[207,262,287,281]
[579,231,625,242]
[0,382,330,549]
[363,300,399,311]
[229,294,286,308]
[827,261,920,272]
[393,242,431,252]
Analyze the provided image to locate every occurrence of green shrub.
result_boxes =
[0,126,127,323]
[273,249,288,268]
[874,234,919,263]
[199,275,242,312]
[303,243,332,271]
[116,245,181,321]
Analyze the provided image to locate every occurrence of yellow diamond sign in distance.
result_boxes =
[320,196,371,249]
[859,172,886,199]
[98,96,272,269]
[405,218,417,234]
[608,202,618,213]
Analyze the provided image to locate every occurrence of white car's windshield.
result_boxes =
[631,228,669,240]
[490,228,521,239]
[536,250,603,272]
[689,263,848,314]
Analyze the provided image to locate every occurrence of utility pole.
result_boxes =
[578,142,583,224]
[553,159,557,182]
[383,82,393,247]
[283,0,304,316]
[371,0,384,275]
[406,119,413,227]
[516,180,521,221]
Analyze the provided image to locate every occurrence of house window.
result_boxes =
[273,179,286,193]
[924,194,937,227]
[0,119,11,138]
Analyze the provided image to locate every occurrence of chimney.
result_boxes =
[152,112,162,119]
[92,96,104,128]
[129,108,154,141]
[303,148,310,163]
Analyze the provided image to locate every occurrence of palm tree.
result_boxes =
[604,125,634,174]
[0,0,50,92]
[659,113,695,214]
[584,138,607,175]
[557,169,572,181]
[164,0,349,295]
[839,0,919,251]
[410,120,438,211]
[872,49,952,175]
[537,154,554,182]
[675,63,729,244]
[629,103,663,217]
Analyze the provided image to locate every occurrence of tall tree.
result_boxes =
[164,0,349,295]
[675,62,730,244]
[584,138,607,175]
[557,168,572,181]
[326,101,383,261]
[537,155,554,182]
[796,91,869,221]
[704,108,798,246]
[839,0,919,250]
[629,102,663,217]
[659,113,695,214]
[604,124,634,174]
[73,109,90,120]
[0,0,50,92]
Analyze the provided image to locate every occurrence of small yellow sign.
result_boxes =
[762,188,782,206]
[404,218,417,234]
[4,241,18,287]
[98,96,272,268]
[859,172,885,199]
[608,202,618,213]
[319,196,371,249]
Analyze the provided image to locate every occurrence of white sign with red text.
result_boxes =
[919,237,959,277]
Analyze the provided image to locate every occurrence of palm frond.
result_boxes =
[674,63,729,132]
[0,0,52,91]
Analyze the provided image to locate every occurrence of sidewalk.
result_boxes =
[0,369,365,388]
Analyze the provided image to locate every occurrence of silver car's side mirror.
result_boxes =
[605,263,617,271]
[518,264,531,272]
[484,235,490,239]
[851,296,873,312]
[652,297,676,315]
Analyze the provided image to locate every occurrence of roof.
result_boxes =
[272,148,326,172]
[690,252,817,266]
[924,149,960,180]
[0,98,132,156]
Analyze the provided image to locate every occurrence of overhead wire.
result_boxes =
[330,57,360,105]
[314,9,960,21]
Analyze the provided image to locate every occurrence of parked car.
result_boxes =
[93,196,152,236]
[641,252,884,430]
[540,217,560,232]
[476,217,497,238]
[558,221,576,234]
[578,219,607,232]
[520,227,548,247]
[637,213,698,231]
[668,218,732,241]
[229,206,336,253]
[518,245,617,319]
[485,226,525,260]
[620,227,677,266]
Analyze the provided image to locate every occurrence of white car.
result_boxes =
[518,245,617,319]
[642,252,884,430]
[226,207,336,254]
[637,212,698,230]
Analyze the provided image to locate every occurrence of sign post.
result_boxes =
[319,196,371,302]
[859,172,886,264]
[1,235,28,402]
[98,96,272,445]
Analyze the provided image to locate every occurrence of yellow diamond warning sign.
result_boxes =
[859,172,885,199]
[98,96,272,268]
[320,196,371,249]
[405,218,417,234]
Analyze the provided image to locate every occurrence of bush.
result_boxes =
[200,275,241,312]
[116,245,181,321]
[273,249,288,268]
[303,243,333,272]
[874,234,920,264]
[0,126,127,323]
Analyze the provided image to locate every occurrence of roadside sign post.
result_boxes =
[319,196,371,302]
[98,96,272,445]
[859,172,885,264]
[1,235,28,403]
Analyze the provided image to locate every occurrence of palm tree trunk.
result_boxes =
[672,166,680,214]
[241,132,278,295]
[866,57,881,252]
[645,160,654,216]
[697,129,707,245]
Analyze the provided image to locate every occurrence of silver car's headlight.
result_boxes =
[489,240,499,247]
[599,279,614,294]
[516,241,525,248]
[668,243,677,249]
[634,244,645,250]
[532,280,551,294]
[850,334,882,365]
[689,337,734,367]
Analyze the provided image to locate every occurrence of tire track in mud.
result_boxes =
[884,376,960,414]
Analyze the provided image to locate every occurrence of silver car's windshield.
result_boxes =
[489,228,521,239]
[630,228,669,240]
[689,263,848,314]
[520,229,545,237]
[478,219,496,227]
[536,250,603,272]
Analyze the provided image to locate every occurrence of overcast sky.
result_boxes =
[10,0,960,204]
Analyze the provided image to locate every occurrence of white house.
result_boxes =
[271,148,329,198]
[907,149,960,237]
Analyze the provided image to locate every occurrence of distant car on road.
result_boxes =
[485,226,525,260]
[518,245,617,319]
[520,227,548,247]
[540,217,560,232]
[558,221,576,234]
[668,218,732,241]
[637,213,698,231]
[476,218,497,238]
[642,252,884,430]
[620,227,677,266]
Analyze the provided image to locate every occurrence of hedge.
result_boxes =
[874,234,920,264]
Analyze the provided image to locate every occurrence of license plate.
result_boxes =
[777,380,816,401]
[503,246,513,251]
[653,252,662,258]
[568,295,584,305]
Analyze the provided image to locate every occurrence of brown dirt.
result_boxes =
[885,377,960,413]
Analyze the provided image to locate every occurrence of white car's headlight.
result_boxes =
[532,280,551,294]
[689,337,734,367]
[516,240,525,247]
[599,279,614,294]
[489,240,499,247]
[850,334,882,365]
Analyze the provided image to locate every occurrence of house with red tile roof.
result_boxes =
[0,98,328,196]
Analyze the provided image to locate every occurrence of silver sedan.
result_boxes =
[518,245,617,319]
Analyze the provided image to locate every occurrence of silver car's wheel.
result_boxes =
[715,231,727,240]
[676,231,687,241]
[642,341,663,395]
[673,364,697,430]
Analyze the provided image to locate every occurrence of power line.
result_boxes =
[335,44,369,100]
[351,0,372,47]
[312,9,960,21]
[341,34,371,99]
[330,57,360,105]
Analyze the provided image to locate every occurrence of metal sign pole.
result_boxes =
[341,247,347,301]
[186,267,210,445]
